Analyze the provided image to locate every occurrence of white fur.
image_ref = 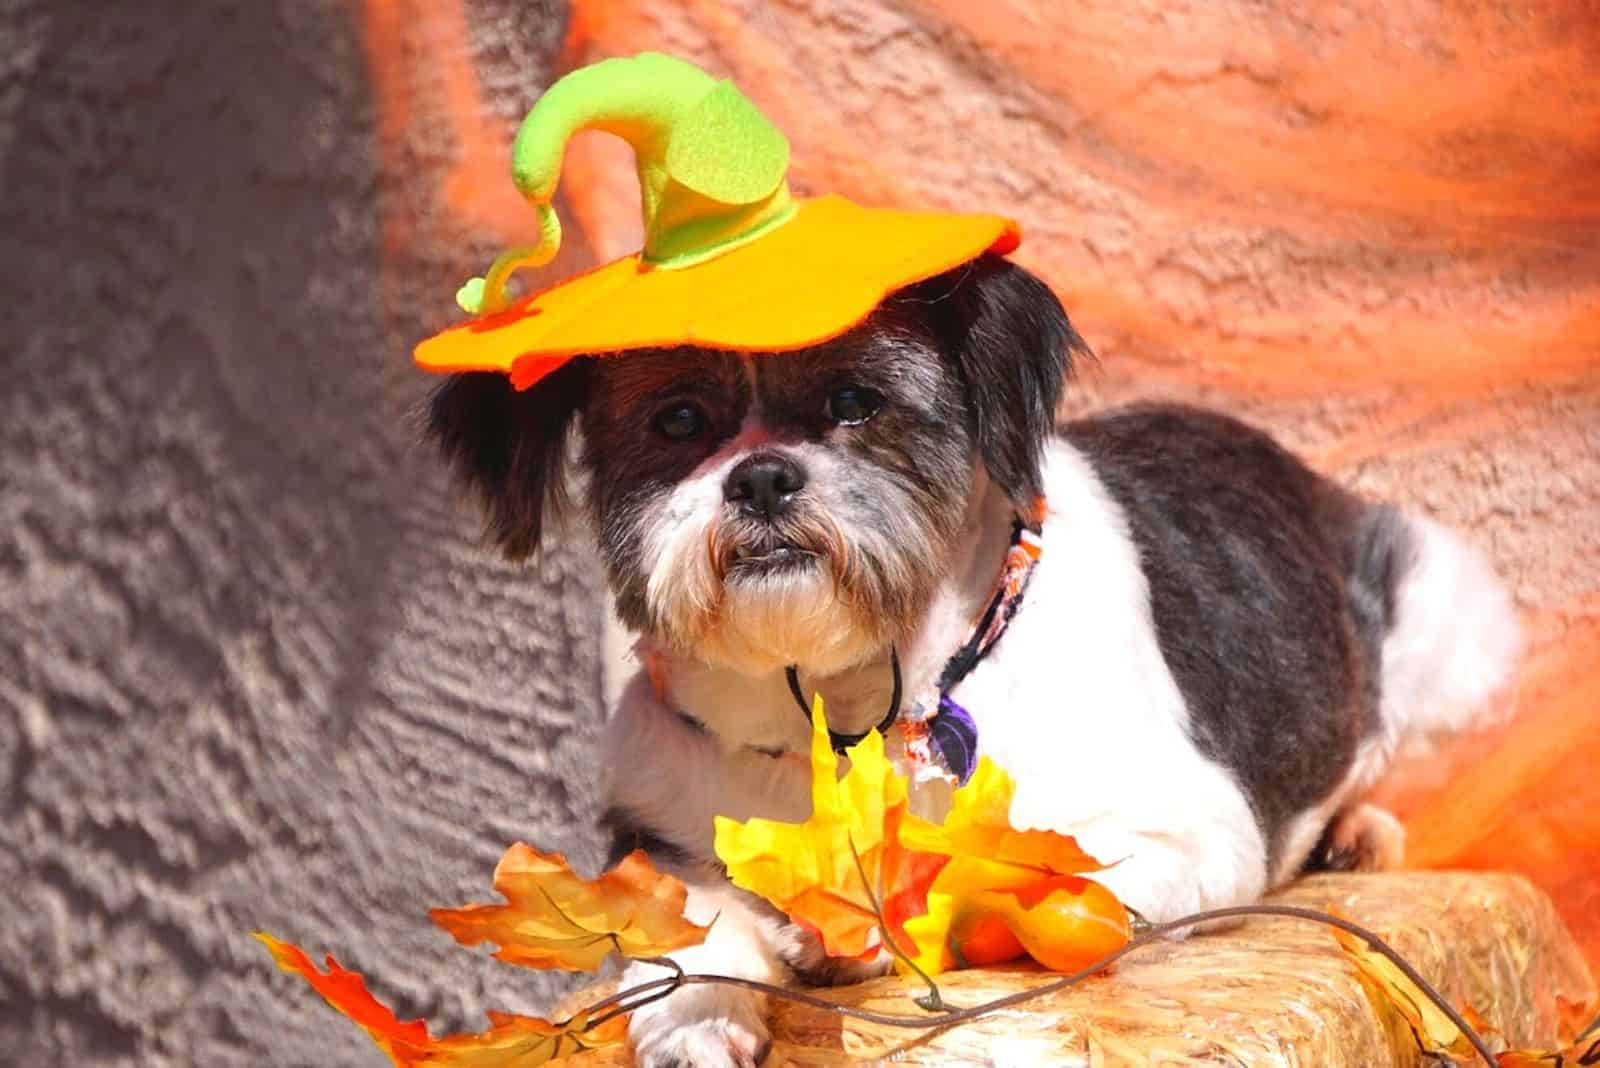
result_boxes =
[621,876,787,1068]
[947,444,1269,920]
[1379,515,1521,748]
[638,425,923,678]
[603,440,1518,1060]
[606,441,1273,1061]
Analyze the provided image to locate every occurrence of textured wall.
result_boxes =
[5,1,1599,1065]
[0,3,603,1065]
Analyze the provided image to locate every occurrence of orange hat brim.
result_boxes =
[413,194,1021,390]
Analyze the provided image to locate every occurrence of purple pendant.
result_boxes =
[929,694,980,785]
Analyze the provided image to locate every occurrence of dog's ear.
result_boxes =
[905,252,1084,509]
[425,361,592,560]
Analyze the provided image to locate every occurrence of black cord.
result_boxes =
[786,647,903,752]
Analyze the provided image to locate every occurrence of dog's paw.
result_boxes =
[629,985,770,1068]
[1318,802,1407,872]
[774,922,891,987]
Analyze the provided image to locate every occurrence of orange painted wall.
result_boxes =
[364,0,1600,974]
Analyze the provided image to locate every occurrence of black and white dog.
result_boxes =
[428,253,1518,1068]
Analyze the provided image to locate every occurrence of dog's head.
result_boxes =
[428,253,1081,676]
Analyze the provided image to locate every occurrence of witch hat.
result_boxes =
[414,52,1021,391]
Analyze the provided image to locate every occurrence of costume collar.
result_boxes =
[900,500,1044,784]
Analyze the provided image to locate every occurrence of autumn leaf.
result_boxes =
[895,757,1129,976]
[257,933,430,1060]
[904,873,1128,976]
[713,698,946,960]
[256,932,627,1067]
[1328,915,1482,1063]
[406,1010,628,1067]
[430,844,709,971]
[899,756,1111,894]
[1495,1018,1600,1067]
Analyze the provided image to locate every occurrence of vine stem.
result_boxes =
[572,902,1501,1068]
[846,837,946,1011]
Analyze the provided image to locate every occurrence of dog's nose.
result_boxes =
[724,453,807,520]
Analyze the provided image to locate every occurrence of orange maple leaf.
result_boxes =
[430,844,709,971]
[897,758,1128,975]
[257,932,626,1067]
[405,1010,628,1067]
[899,757,1110,893]
[1495,1015,1600,1067]
[713,699,947,960]
[257,933,431,1059]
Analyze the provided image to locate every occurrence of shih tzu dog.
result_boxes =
[428,253,1518,1068]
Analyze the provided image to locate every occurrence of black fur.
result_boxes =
[423,256,1082,571]
[900,253,1086,510]
[600,805,697,870]
[1061,404,1403,865]
[425,362,592,559]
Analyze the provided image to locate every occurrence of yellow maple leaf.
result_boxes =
[713,699,946,960]
[899,756,1110,894]
[257,932,626,1066]
[1329,915,1482,1063]
[429,844,709,971]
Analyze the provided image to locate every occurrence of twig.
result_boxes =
[846,836,946,1011]
[576,902,1502,1067]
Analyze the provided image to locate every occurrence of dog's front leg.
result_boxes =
[624,871,786,1068]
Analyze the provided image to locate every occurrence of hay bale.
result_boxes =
[562,872,1595,1066]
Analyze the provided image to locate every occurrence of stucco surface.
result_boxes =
[0,3,602,1065]
[5,0,1599,1065]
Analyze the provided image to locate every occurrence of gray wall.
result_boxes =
[0,3,609,1065]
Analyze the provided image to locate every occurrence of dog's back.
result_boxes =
[1060,403,1518,878]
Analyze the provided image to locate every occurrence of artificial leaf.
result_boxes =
[257,933,626,1067]
[430,844,708,971]
[903,892,1023,975]
[257,933,430,1060]
[900,756,1111,894]
[896,756,1128,975]
[713,698,946,960]
[999,874,1132,973]
[1329,915,1481,1063]
[407,1010,628,1067]
[1496,1016,1600,1068]
[902,875,1129,977]
[1559,1001,1600,1048]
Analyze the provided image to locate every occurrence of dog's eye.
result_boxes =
[652,402,708,441]
[824,385,884,427]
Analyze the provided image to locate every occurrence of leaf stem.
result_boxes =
[847,837,945,1011]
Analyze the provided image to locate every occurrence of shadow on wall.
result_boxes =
[0,2,603,1066]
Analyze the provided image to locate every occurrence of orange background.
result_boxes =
[363,0,1600,975]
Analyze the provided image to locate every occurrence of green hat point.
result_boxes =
[458,53,796,316]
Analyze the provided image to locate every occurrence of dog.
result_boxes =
[427,252,1519,1068]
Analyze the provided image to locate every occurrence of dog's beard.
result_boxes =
[638,488,944,677]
